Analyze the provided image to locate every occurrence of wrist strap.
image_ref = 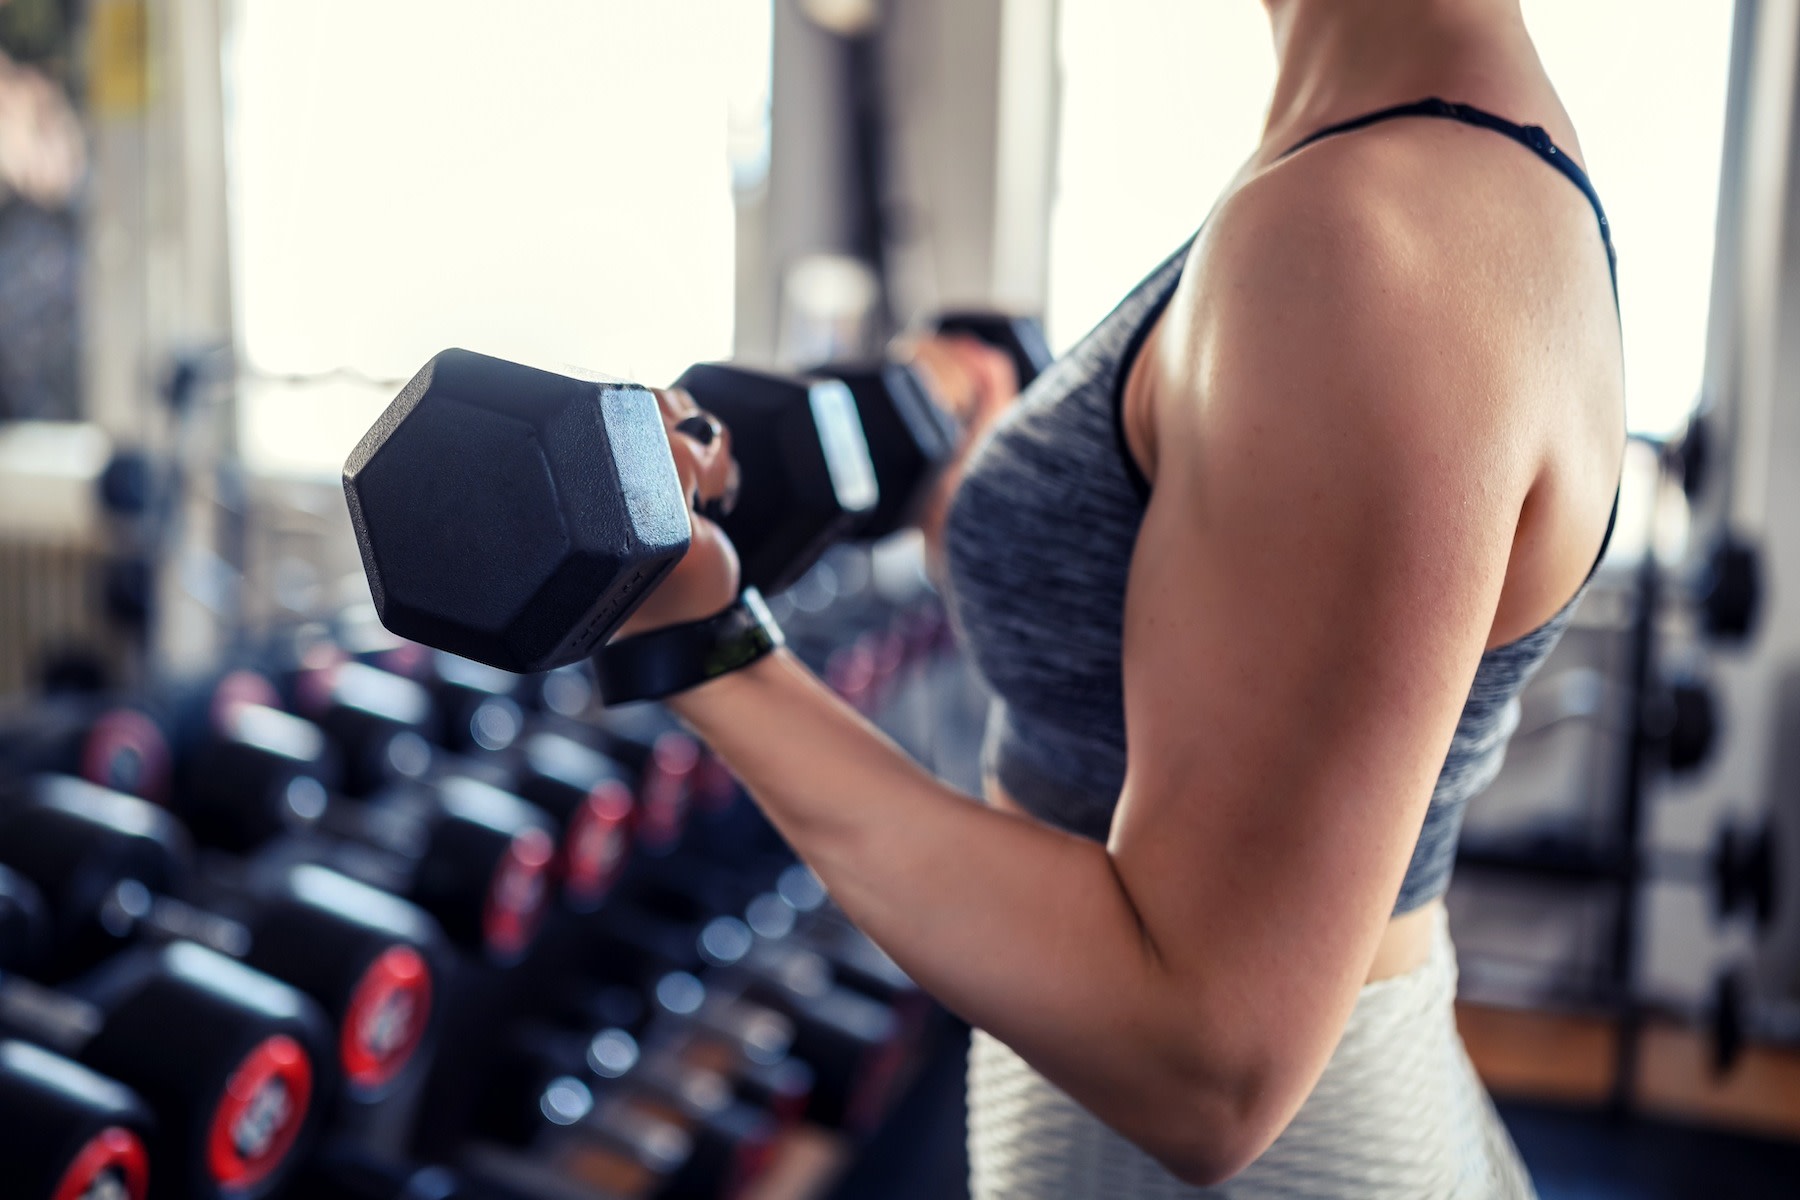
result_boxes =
[593,589,784,705]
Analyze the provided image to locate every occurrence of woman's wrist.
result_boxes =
[593,589,784,706]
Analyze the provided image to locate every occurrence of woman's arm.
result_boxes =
[670,158,1533,1186]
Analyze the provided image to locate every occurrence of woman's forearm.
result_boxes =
[669,649,1250,1164]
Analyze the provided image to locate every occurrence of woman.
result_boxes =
[625,0,1624,1193]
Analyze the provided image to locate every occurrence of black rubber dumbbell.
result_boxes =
[484,730,637,912]
[0,941,330,1200]
[673,363,878,596]
[344,351,880,672]
[291,659,436,798]
[171,675,338,854]
[0,700,172,803]
[344,350,693,674]
[576,899,903,1133]
[265,775,556,966]
[361,646,528,757]
[0,778,440,1098]
[809,361,957,542]
[538,708,703,857]
[286,1144,476,1200]
[565,971,813,1133]
[0,864,51,973]
[475,1026,775,1200]
[0,1039,153,1200]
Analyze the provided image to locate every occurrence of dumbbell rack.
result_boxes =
[1454,431,1771,1113]
[0,540,961,1200]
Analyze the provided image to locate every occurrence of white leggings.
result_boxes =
[967,908,1537,1199]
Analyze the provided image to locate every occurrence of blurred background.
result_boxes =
[0,1,1795,1198]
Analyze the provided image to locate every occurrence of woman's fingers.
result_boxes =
[654,386,738,515]
[900,335,1020,429]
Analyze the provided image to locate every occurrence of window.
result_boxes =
[1046,2,1734,436]
[227,0,771,473]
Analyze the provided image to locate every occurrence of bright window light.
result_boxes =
[1047,2,1734,436]
[227,0,770,473]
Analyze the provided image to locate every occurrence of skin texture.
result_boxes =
[623,0,1625,1184]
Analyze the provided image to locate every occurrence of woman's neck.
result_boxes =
[1261,0,1534,153]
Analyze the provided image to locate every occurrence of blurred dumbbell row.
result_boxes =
[0,550,956,1200]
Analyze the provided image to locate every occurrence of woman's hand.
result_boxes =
[615,386,743,637]
[898,334,1022,573]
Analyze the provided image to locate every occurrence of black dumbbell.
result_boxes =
[173,682,338,854]
[0,1039,153,1200]
[1712,821,1777,928]
[808,361,958,543]
[288,658,436,797]
[0,700,172,803]
[270,775,556,966]
[0,778,440,1097]
[0,941,329,1199]
[361,645,528,757]
[286,1144,475,1200]
[1695,532,1761,643]
[476,1026,775,1200]
[344,351,881,673]
[569,972,813,1132]
[487,730,636,912]
[540,708,702,857]
[345,350,692,674]
[929,310,1054,391]
[0,864,51,973]
[579,899,903,1133]
[673,363,878,596]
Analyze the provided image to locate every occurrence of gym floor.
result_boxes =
[826,1011,1800,1200]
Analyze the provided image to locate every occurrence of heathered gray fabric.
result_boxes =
[944,220,1602,917]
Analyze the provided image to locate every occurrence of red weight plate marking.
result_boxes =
[340,945,433,1093]
[209,670,282,732]
[638,733,699,852]
[80,709,171,803]
[52,1126,149,1200]
[560,781,635,910]
[292,646,348,718]
[482,826,555,964]
[205,1034,313,1189]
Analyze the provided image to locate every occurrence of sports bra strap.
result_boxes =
[1282,97,1618,298]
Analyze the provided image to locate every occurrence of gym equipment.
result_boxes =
[0,701,171,803]
[266,775,556,966]
[368,649,528,757]
[174,692,336,854]
[1457,817,1780,930]
[476,1025,776,1200]
[345,351,879,674]
[0,778,439,1096]
[1695,532,1761,642]
[490,731,636,912]
[580,895,904,1133]
[929,311,1054,390]
[344,349,692,675]
[674,363,877,595]
[0,941,329,1199]
[810,362,957,542]
[0,1039,152,1200]
[286,1145,475,1200]
[292,659,436,798]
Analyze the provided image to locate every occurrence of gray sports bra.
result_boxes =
[942,99,1620,914]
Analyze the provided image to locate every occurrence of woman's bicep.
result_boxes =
[1106,217,1525,1141]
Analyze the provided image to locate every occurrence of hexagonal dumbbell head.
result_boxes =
[344,350,691,674]
[675,363,877,596]
[810,361,957,542]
